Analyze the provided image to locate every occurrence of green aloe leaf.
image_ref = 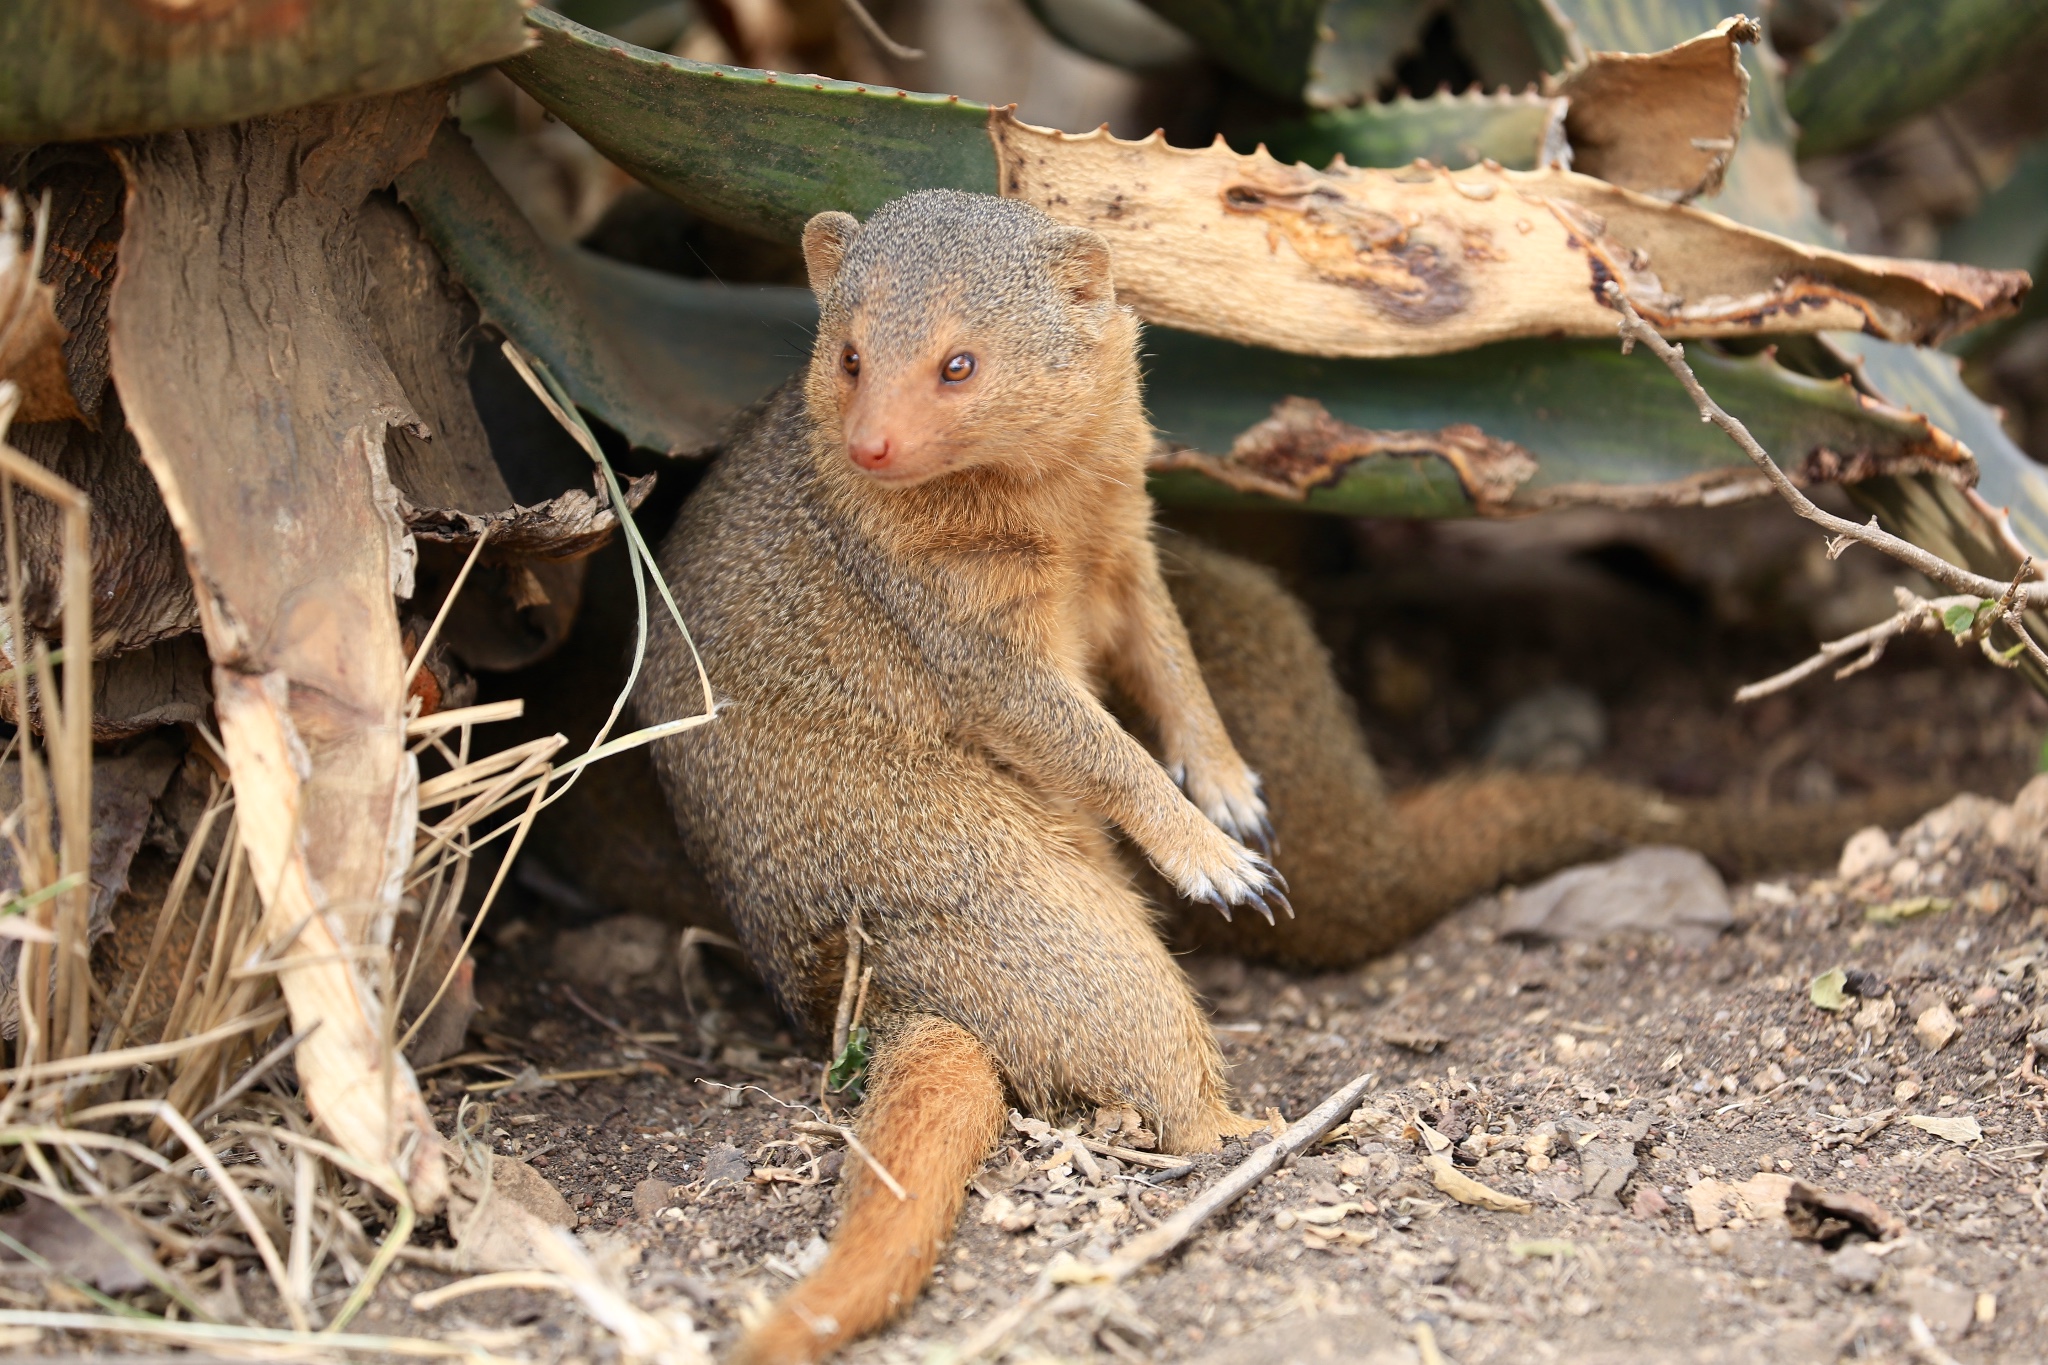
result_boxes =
[395,121,717,456]
[1244,90,1559,172]
[1,0,528,142]
[1787,0,2048,159]
[1942,142,2048,273]
[499,7,997,244]
[543,253,1974,519]
[1021,0,1201,70]
[1133,0,1438,106]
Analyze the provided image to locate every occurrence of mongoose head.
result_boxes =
[800,190,1139,488]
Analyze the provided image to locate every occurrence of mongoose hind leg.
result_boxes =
[852,792,1252,1152]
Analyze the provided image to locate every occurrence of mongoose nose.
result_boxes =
[849,435,893,470]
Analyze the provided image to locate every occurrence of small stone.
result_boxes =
[1975,1291,1996,1326]
[553,913,674,988]
[1887,856,1923,887]
[700,1143,751,1186]
[1914,1005,1959,1053]
[1829,1244,1882,1291]
[1481,684,1606,773]
[1851,996,1896,1038]
[1629,1187,1671,1220]
[631,1178,669,1221]
[1963,881,2013,915]
[1966,984,1999,1010]
[1896,1273,1976,1338]
[1839,827,1896,881]
[1498,846,1732,947]
[1706,1228,1734,1255]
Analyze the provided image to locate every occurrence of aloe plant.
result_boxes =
[0,0,528,141]
[500,8,996,243]
[1787,0,2048,158]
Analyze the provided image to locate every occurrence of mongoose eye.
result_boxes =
[840,346,860,378]
[942,352,976,383]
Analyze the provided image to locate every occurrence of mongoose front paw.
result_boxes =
[1173,759,1273,854]
[1159,825,1291,925]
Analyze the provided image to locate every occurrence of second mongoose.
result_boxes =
[637,189,1940,1363]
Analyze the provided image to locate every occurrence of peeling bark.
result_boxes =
[106,89,450,1209]
[1150,397,1537,511]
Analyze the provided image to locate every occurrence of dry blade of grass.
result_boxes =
[0,190,727,1362]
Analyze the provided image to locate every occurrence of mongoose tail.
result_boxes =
[733,1017,1005,1365]
[1161,535,1954,967]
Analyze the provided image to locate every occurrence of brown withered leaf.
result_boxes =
[1425,1155,1532,1214]
[404,470,656,559]
[0,738,182,1038]
[992,114,2025,360]
[1554,17,1758,204]
[1785,1181,1905,1246]
[0,1195,154,1293]
[1152,397,1536,511]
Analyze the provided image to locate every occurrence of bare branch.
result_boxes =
[952,1070,1375,1362]
[1605,284,2045,607]
[1605,285,2048,700]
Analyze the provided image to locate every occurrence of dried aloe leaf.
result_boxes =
[500,12,2023,360]
[992,117,2023,358]
[1548,16,1755,203]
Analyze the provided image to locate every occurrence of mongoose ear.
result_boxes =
[1041,226,1115,310]
[803,211,862,298]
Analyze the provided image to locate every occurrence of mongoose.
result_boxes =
[642,189,1280,1364]
[637,189,1944,1363]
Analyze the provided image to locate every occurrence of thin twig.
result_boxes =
[1733,592,1979,702]
[951,1070,1375,1361]
[790,1119,910,1201]
[841,0,924,59]
[1076,1137,1190,1173]
[0,1310,517,1361]
[1606,285,2048,699]
[829,907,863,1066]
[403,524,489,691]
[1607,284,2048,607]
[191,1021,319,1127]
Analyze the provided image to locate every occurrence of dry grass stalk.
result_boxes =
[0,193,724,1359]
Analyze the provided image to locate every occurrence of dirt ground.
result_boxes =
[15,503,2047,1365]
[368,504,2048,1365]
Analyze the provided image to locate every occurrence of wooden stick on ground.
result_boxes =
[952,1069,1376,1361]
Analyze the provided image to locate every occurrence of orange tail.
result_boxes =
[734,1016,1005,1365]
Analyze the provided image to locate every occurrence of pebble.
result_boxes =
[1914,1004,1959,1053]
[1838,827,1895,881]
[1829,1244,1882,1291]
